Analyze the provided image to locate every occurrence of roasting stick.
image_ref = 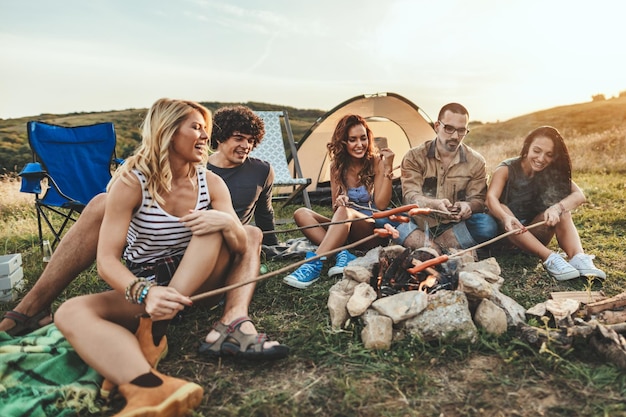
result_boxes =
[190,228,396,302]
[407,220,548,274]
[263,204,420,235]
[192,218,547,301]
[349,202,453,217]
[264,204,456,235]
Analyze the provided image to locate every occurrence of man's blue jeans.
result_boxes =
[395,213,498,249]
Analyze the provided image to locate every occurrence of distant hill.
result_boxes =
[468,95,626,146]
[0,101,326,174]
[466,95,626,173]
[1,96,625,174]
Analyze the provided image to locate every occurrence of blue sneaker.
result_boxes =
[328,249,357,277]
[283,252,323,289]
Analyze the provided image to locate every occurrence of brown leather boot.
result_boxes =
[402,228,428,250]
[101,317,169,400]
[433,229,477,260]
[433,228,461,254]
[113,369,203,417]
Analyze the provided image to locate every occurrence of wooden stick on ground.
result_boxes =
[585,291,626,315]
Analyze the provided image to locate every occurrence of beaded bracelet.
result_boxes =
[137,283,153,305]
[133,281,145,303]
[124,277,150,304]
[125,278,144,303]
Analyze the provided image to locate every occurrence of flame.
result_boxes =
[418,275,438,292]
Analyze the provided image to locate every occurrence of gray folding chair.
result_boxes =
[251,111,311,209]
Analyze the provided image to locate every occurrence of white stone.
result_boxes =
[489,290,526,326]
[404,290,478,343]
[458,270,494,299]
[361,314,393,350]
[347,283,378,317]
[328,279,356,329]
[371,291,428,323]
[343,265,372,284]
[474,299,508,335]
[461,257,501,276]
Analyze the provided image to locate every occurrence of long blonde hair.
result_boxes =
[109,98,211,205]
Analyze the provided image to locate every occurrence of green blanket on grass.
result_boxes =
[0,323,102,417]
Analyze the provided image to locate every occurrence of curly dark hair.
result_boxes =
[210,105,265,150]
[327,114,377,195]
[520,126,572,207]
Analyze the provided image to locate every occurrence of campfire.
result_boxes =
[374,247,460,296]
[327,245,626,370]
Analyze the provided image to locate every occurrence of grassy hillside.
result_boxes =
[3,96,626,176]
[467,95,626,174]
[0,102,325,174]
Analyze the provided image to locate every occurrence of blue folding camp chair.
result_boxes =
[19,121,118,250]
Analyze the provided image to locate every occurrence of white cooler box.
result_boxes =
[0,254,24,302]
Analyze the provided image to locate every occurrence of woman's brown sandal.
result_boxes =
[198,316,289,360]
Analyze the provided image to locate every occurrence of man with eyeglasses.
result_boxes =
[395,102,498,254]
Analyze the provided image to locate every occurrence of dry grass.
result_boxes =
[0,174,32,207]
[467,95,626,175]
[0,175,39,252]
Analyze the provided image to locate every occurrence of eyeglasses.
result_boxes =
[438,121,469,137]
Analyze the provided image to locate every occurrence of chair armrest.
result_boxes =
[19,162,45,194]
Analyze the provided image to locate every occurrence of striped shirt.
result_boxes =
[123,166,211,265]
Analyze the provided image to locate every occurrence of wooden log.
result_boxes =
[589,324,626,370]
[517,323,573,349]
[550,291,605,304]
[585,291,626,315]
[597,310,626,325]
[567,322,626,338]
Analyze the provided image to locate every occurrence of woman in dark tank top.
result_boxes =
[486,126,605,282]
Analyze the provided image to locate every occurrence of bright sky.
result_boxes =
[1,0,625,122]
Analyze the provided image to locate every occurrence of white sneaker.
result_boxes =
[568,253,606,279]
[543,252,580,281]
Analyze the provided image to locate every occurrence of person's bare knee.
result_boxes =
[54,193,106,256]
[244,225,263,246]
[54,296,90,337]
[81,193,107,218]
[293,207,313,225]
[331,205,349,221]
